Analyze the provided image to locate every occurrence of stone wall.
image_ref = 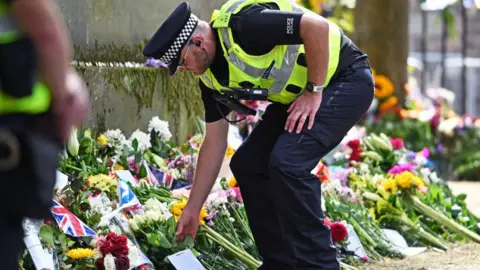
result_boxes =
[54,0,227,143]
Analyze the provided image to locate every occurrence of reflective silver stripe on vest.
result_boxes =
[219,1,304,93]
[202,74,215,89]
[0,12,20,33]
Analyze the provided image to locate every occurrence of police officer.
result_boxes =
[0,0,89,267]
[144,1,373,269]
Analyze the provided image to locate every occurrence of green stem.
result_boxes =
[411,195,480,243]
[348,217,377,248]
[202,225,261,268]
[66,164,83,172]
[205,233,259,269]
[231,204,255,242]
[340,261,359,270]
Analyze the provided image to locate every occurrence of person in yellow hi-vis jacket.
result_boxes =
[144,1,374,269]
[0,0,89,267]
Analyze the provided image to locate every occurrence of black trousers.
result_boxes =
[230,61,374,270]
[0,215,23,269]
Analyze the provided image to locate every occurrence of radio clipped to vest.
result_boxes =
[212,87,268,123]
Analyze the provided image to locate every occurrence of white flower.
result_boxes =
[429,172,441,184]
[437,117,460,137]
[129,129,152,151]
[144,198,162,211]
[104,254,115,270]
[104,128,129,158]
[206,191,228,208]
[358,163,370,175]
[67,128,79,157]
[133,214,146,226]
[127,240,140,266]
[414,154,428,166]
[145,210,163,223]
[420,168,431,184]
[128,219,140,231]
[372,174,383,184]
[148,116,172,142]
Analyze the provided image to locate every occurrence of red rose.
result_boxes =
[330,222,348,242]
[100,233,128,256]
[95,258,105,270]
[389,138,404,150]
[347,139,360,150]
[99,240,114,255]
[349,149,363,163]
[115,254,130,270]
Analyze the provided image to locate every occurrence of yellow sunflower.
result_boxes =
[374,74,395,99]
[66,248,95,260]
[379,96,399,112]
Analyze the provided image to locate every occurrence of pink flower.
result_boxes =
[233,187,242,202]
[388,163,415,174]
[421,147,430,158]
[389,138,404,150]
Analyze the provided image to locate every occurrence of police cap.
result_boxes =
[143,2,198,76]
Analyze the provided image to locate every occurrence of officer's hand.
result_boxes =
[55,70,90,141]
[285,92,323,133]
[175,206,201,242]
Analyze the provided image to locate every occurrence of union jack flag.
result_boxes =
[51,200,96,237]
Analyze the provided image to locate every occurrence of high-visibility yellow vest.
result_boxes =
[197,0,341,105]
[0,0,51,115]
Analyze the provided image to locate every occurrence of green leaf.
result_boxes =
[139,163,147,178]
[167,216,177,236]
[39,225,55,246]
[183,235,195,248]
[158,231,172,249]
[132,138,139,151]
[456,193,467,202]
[146,233,161,247]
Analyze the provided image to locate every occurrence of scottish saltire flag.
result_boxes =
[117,177,142,209]
[51,200,96,237]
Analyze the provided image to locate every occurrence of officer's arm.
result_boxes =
[186,119,229,212]
[11,0,72,109]
[299,13,330,88]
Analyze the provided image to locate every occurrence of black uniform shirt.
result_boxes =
[200,3,367,123]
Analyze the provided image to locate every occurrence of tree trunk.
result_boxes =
[353,0,409,110]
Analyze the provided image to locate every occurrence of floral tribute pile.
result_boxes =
[17,116,480,270]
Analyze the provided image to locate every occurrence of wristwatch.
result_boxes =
[305,82,324,93]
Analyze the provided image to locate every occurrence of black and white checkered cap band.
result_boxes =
[159,14,198,65]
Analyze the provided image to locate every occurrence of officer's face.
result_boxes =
[177,43,210,75]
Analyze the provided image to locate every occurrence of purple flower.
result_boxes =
[332,167,353,187]
[388,163,416,174]
[405,151,417,160]
[436,144,444,153]
[145,58,168,68]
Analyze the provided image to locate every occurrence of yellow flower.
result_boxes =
[228,176,237,188]
[66,248,95,260]
[414,176,425,187]
[97,134,109,146]
[379,96,399,112]
[225,145,236,159]
[381,178,397,194]
[394,171,414,189]
[374,74,395,99]
[113,163,124,171]
[170,198,209,226]
[86,174,117,192]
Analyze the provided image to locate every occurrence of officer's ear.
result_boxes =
[191,35,203,48]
